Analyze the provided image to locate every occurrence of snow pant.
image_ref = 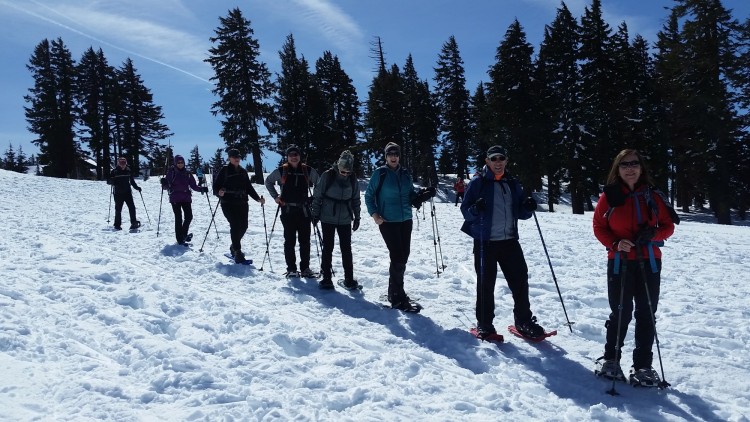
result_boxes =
[473,239,532,330]
[280,206,311,272]
[378,219,413,301]
[455,191,464,205]
[220,201,248,254]
[320,222,353,282]
[171,202,193,244]
[604,258,661,370]
[114,193,137,228]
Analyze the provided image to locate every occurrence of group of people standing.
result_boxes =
[108,143,678,387]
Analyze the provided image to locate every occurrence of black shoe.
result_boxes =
[234,250,246,264]
[515,316,545,338]
[113,226,122,231]
[343,279,359,289]
[318,279,334,290]
[476,324,498,340]
[129,221,141,230]
[185,233,193,242]
[300,268,317,278]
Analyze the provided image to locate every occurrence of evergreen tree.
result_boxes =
[24,38,78,178]
[15,146,28,173]
[3,143,17,171]
[402,55,440,182]
[469,82,493,173]
[76,47,116,179]
[188,145,202,172]
[209,148,226,176]
[535,3,581,212]
[488,20,542,190]
[433,36,471,177]
[205,8,273,183]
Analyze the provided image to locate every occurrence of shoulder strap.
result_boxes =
[279,164,288,185]
[374,166,388,200]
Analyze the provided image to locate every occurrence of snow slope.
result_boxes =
[0,169,748,421]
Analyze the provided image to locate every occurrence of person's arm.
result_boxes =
[264,169,281,202]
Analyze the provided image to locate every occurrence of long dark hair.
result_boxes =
[605,149,654,186]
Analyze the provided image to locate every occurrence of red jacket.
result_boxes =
[593,183,675,260]
[454,179,466,193]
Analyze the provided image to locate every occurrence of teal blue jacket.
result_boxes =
[364,165,417,222]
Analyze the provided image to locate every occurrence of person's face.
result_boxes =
[176,160,185,168]
[118,159,126,168]
[229,156,240,166]
[386,150,400,167]
[618,153,641,188]
[484,154,507,175]
[287,152,300,166]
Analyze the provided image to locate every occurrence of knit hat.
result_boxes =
[286,144,301,156]
[228,148,241,158]
[384,142,400,155]
[174,155,185,165]
[486,145,507,159]
[337,150,354,173]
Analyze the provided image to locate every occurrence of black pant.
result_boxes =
[455,191,464,205]
[171,202,193,243]
[320,222,353,281]
[114,193,137,228]
[220,201,248,253]
[473,239,532,329]
[605,259,661,369]
[378,220,413,300]
[280,207,311,272]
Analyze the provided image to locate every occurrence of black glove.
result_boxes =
[106,178,113,185]
[312,216,319,226]
[417,186,436,202]
[636,225,656,244]
[200,186,209,194]
[471,197,486,213]
[352,218,360,232]
[135,186,142,192]
[160,178,168,189]
[522,197,537,212]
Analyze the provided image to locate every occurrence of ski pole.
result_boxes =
[532,211,574,332]
[157,181,165,236]
[607,255,628,396]
[259,199,273,272]
[199,198,221,253]
[428,167,446,273]
[138,190,151,224]
[259,204,280,271]
[634,245,670,389]
[197,168,219,240]
[107,185,113,223]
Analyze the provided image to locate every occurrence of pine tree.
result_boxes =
[188,145,202,172]
[206,8,273,183]
[3,143,17,171]
[15,146,28,173]
[488,20,542,190]
[433,36,472,177]
[402,55,440,182]
[24,38,79,178]
[469,82,493,173]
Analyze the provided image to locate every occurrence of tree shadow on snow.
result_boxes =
[501,340,721,421]
[284,277,525,375]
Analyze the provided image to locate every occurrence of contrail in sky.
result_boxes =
[3,0,211,84]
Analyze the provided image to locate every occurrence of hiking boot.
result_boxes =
[234,250,246,264]
[343,279,359,289]
[300,268,317,278]
[318,279,334,290]
[476,325,498,340]
[113,226,122,231]
[185,233,193,243]
[595,357,626,381]
[515,316,545,338]
[129,221,141,230]
[629,366,661,387]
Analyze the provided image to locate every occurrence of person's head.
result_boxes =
[606,149,652,189]
[337,150,355,176]
[117,157,127,168]
[174,155,185,168]
[227,148,241,166]
[286,144,301,166]
[384,142,400,168]
[484,145,508,176]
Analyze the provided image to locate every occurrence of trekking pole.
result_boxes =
[428,167,447,272]
[311,219,324,274]
[157,140,172,237]
[107,185,113,224]
[199,198,222,253]
[607,255,628,396]
[138,190,151,224]
[259,204,280,271]
[259,199,273,272]
[634,245,671,389]
[197,168,219,239]
[157,182,165,236]
[532,211,574,332]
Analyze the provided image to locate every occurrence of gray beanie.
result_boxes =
[338,150,354,173]
[384,142,400,155]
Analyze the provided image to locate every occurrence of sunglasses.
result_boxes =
[340,170,351,176]
[619,160,640,169]
[489,155,507,162]
[176,161,185,165]
[386,152,400,157]
[287,152,300,157]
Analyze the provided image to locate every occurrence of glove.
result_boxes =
[312,216,319,226]
[160,178,168,189]
[106,178,113,185]
[352,218,360,232]
[200,186,209,194]
[471,197,486,214]
[417,186,436,202]
[636,225,656,244]
[135,186,142,192]
[522,197,537,212]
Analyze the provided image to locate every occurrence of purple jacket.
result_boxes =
[164,166,201,203]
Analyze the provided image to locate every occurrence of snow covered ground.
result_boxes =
[1,168,748,421]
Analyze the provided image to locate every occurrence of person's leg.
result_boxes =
[114,196,124,228]
[125,195,137,225]
[497,240,532,324]
[171,203,183,243]
[280,211,297,272]
[474,240,498,330]
[632,260,661,369]
[604,259,635,361]
[338,224,353,281]
[182,203,193,241]
[298,212,312,271]
[320,222,335,281]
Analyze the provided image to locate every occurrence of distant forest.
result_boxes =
[19,0,750,224]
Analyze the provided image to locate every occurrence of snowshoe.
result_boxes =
[318,279,335,290]
[594,357,626,381]
[285,271,301,279]
[337,279,362,291]
[185,233,193,243]
[629,367,662,388]
[470,327,504,343]
[508,317,556,342]
[299,268,319,278]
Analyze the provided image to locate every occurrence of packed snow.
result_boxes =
[1,168,748,421]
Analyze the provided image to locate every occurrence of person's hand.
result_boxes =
[312,216,319,226]
[372,213,385,225]
[522,197,537,212]
[275,197,283,205]
[160,178,167,189]
[135,186,142,192]
[200,186,208,194]
[352,218,360,232]
[218,188,225,197]
[636,225,656,244]
[471,197,486,214]
[259,196,266,205]
[615,239,635,253]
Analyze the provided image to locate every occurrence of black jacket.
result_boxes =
[108,166,140,197]
[213,164,261,204]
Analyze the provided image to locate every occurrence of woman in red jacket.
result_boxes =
[592,149,677,387]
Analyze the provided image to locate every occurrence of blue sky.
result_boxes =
[1,0,748,170]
